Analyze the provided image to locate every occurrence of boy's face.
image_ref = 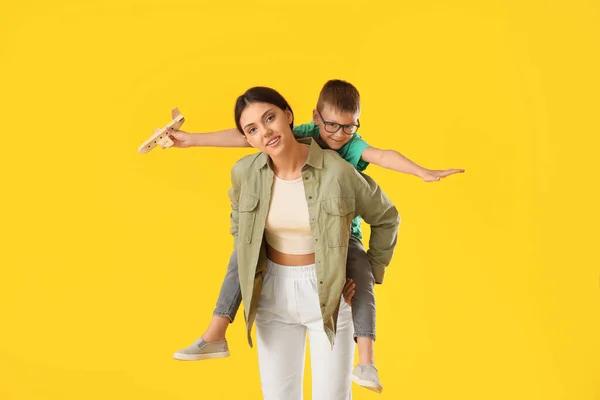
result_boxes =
[312,104,360,150]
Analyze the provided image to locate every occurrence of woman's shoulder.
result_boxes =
[321,149,358,175]
[231,152,264,177]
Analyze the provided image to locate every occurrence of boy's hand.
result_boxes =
[343,278,356,307]
[166,127,195,148]
[420,168,465,182]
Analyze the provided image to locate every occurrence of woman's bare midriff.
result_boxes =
[267,244,315,266]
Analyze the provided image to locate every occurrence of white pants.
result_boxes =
[255,260,354,400]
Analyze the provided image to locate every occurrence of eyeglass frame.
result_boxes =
[316,110,360,136]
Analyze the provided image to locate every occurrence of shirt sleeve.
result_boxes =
[338,134,371,171]
[352,170,400,284]
[292,121,319,138]
[228,162,243,248]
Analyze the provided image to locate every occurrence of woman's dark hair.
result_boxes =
[234,86,294,135]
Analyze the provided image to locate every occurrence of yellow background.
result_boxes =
[1,0,599,399]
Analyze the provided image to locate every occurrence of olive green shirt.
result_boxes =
[229,138,399,347]
[293,121,371,239]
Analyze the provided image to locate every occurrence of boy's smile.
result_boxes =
[313,105,360,150]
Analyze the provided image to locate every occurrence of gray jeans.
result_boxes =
[213,236,376,340]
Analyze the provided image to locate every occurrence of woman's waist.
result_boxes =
[266,244,315,266]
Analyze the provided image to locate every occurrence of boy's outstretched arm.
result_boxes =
[166,127,251,148]
[361,146,464,182]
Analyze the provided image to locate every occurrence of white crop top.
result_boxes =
[264,175,315,255]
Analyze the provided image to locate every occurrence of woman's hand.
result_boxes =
[343,278,356,307]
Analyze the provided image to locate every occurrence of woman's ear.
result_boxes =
[286,108,294,125]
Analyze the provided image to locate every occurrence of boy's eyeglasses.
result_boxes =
[317,110,360,136]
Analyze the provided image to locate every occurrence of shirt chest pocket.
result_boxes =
[320,197,355,248]
[239,194,259,244]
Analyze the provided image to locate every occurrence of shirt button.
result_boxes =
[321,304,325,307]
[308,196,312,200]
[320,281,323,284]
[311,218,315,222]
[315,238,318,242]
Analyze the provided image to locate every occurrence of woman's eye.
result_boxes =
[247,127,257,135]
[266,114,275,123]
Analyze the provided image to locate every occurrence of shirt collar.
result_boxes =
[255,137,324,170]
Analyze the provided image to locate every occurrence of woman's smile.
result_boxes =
[266,136,281,147]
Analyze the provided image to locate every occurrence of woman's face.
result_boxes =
[239,102,294,157]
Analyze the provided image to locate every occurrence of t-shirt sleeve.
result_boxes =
[292,121,319,138]
[338,133,371,171]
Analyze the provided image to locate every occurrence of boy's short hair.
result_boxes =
[316,79,361,114]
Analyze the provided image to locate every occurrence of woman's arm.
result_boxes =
[228,162,243,246]
[352,171,400,284]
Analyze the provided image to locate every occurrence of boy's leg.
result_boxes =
[203,249,243,340]
[346,237,376,343]
[173,249,242,360]
[346,236,383,393]
[212,249,243,323]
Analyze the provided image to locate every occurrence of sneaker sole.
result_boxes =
[173,350,230,361]
[352,374,383,393]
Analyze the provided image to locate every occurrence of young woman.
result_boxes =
[211,87,399,399]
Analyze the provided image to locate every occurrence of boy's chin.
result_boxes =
[326,141,345,150]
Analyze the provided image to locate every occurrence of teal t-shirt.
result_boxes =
[293,121,370,239]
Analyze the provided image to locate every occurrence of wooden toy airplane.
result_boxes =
[138,108,185,154]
